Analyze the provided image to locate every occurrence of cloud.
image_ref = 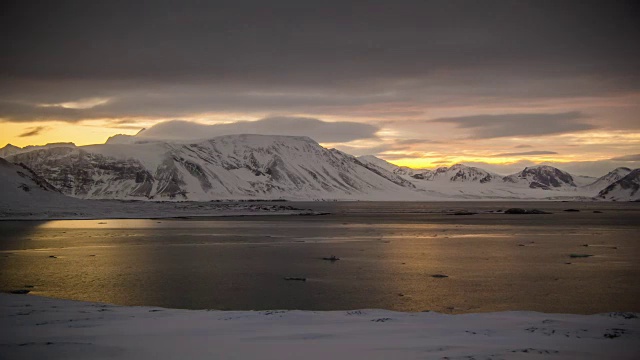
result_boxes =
[18,126,48,137]
[1,1,639,166]
[394,138,441,145]
[0,100,107,122]
[135,117,379,143]
[333,138,440,156]
[609,154,640,161]
[429,112,596,138]
[375,152,430,161]
[489,150,558,157]
[1,1,639,129]
[334,145,392,156]
[1,2,638,87]
[430,160,453,165]
[39,97,110,110]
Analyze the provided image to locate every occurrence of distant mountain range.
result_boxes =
[1,136,639,201]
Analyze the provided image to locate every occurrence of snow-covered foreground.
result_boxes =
[1,294,638,359]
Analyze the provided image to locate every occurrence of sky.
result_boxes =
[1,0,639,176]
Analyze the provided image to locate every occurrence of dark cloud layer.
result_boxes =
[429,112,596,138]
[2,1,638,83]
[0,101,95,122]
[1,1,639,124]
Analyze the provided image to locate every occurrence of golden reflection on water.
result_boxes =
[35,219,168,229]
[2,211,639,313]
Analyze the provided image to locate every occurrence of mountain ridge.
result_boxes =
[2,137,638,201]
[4,135,421,201]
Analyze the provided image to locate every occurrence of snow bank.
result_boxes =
[1,294,638,359]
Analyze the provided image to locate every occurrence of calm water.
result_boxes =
[1,201,639,314]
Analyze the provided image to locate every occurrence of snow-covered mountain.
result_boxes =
[0,156,319,219]
[596,169,640,201]
[0,144,21,158]
[355,156,416,188]
[2,139,638,201]
[358,155,417,176]
[502,165,577,190]
[584,167,632,192]
[0,157,60,196]
[4,135,421,201]
[358,157,604,199]
[0,157,77,216]
[0,142,76,158]
[411,164,498,183]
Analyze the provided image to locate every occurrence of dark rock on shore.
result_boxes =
[9,289,31,294]
[505,208,527,214]
[322,256,340,261]
[528,209,551,214]
[504,208,551,214]
[452,211,477,216]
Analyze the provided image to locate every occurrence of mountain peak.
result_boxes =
[597,168,640,201]
[506,165,576,189]
[6,135,416,201]
[3,135,639,201]
[585,166,633,190]
[523,164,558,171]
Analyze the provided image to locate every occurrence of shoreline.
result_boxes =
[2,293,639,359]
[2,199,637,221]
[0,211,327,222]
[4,292,639,316]
[0,201,324,221]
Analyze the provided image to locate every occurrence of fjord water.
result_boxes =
[1,202,638,314]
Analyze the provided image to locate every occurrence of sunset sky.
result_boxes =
[1,1,639,175]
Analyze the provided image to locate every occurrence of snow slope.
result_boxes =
[0,157,318,219]
[583,167,632,195]
[1,294,639,360]
[597,169,640,201]
[358,155,418,175]
[358,157,603,199]
[0,142,76,158]
[5,135,422,201]
[0,157,73,215]
[503,165,577,190]
[3,140,639,201]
